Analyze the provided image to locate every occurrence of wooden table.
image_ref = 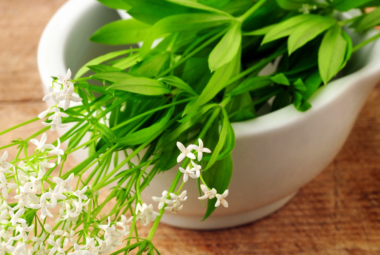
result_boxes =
[1,1,380,254]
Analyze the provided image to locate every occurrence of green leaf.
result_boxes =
[78,89,90,112]
[276,0,312,10]
[129,51,171,78]
[163,104,217,145]
[67,124,91,151]
[92,72,134,83]
[293,78,306,91]
[340,30,353,70]
[97,123,116,142]
[202,154,233,221]
[90,19,151,45]
[159,76,197,96]
[117,107,173,146]
[293,91,303,108]
[88,65,125,74]
[209,21,242,72]
[271,89,290,111]
[229,76,272,96]
[199,0,230,9]
[75,49,138,79]
[262,15,315,45]
[271,73,290,85]
[97,0,131,10]
[318,24,347,84]
[108,77,171,96]
[167,0,230,16]
[243,24,277,36]
[125,0,193,25]
[288,16,336,54]
[354,7,380,32]
[301,71,321,100]
[204,109,231,170]
[332,0,379,11]
[191,46,241,112]
[140,13,232,57]
[112,54,141,69]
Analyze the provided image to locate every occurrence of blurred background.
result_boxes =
[1,0,380,254]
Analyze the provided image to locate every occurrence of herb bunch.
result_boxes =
[1,0,380,254]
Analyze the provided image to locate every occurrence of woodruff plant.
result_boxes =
[1,0,380,254]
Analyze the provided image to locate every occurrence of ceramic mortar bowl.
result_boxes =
[38,0,380,229]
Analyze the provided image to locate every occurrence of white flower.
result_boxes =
[165,200,183,214]
[152,190,168,210]
[44,224,53,234]
[43,85,63,104]
[73,186,88,201]
[198,184,216,200]
[0,165,12,174]
[135,203,160,226]
[57,68,73,88]
[6,243,25,255]
[72,198,89,215]
[47,108,68,129]
[84,237,95,249]
[30,169,45,192]
[31,232,47,250]
[45,186,67,207]
[0,151,12,170]
[56,84,82,110]
[61,202,79,221]
[176,142,196,163]
[38,160,56,172]
[98,217,121,246]
[48,139,64,164]
[215,190,229,208]
[190,161,202,176]
[0,172,17,199]
[9,208,26,225]
[68,244,91,255]
[298,4,317,14]
[42,112,67,131]
[29,194,54,219]
[47,237,65,255]
[30,133,54,152]
[116,215,133,236]
[0,240,13,255]
[38,107,52,119]
[14,222,34,242]
[165,191,187,214]
[169,190,187,203]
[198,184,217,200]
[190,138,211,161]
[64,230,76,244]
[179,166,199,183]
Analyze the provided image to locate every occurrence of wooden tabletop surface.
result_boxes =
[2,1,380,254]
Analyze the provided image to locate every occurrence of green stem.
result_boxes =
[352,32,380,52]
[156,28,228,78]
[0,117,41,136]
[237,0,268,22]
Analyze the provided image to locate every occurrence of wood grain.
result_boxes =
[1,1,380,254]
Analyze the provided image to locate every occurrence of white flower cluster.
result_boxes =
[0,70,138,255]
[39,69,82,131]
[298,4,317,14]
[151,138,229,218]
[0,134,134,254]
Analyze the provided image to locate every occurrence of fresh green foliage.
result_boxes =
[90,19,151,45]
[107,77,171,95]
[209,21,242,71]
[4,1,380,254]
[318,25,347,84]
